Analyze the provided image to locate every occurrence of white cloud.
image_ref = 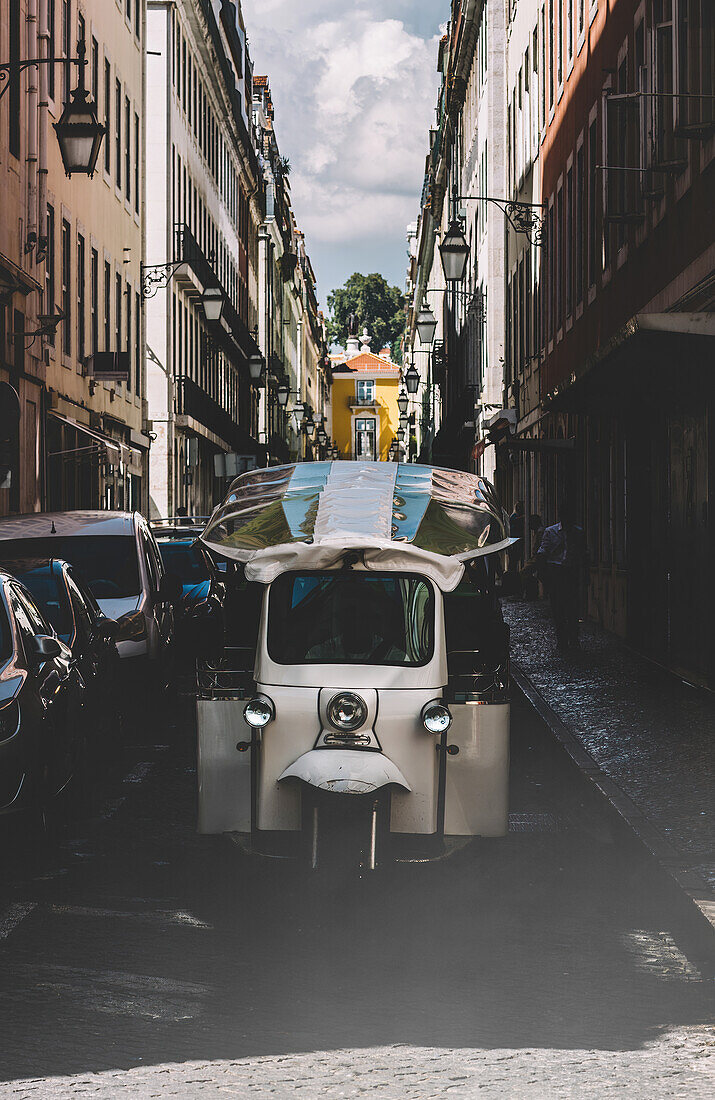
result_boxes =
[241,0,442,296]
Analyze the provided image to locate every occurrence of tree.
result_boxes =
[327,273,405,363]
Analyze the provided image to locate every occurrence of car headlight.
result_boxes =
[327,692,367,732]
[243,694,275,728]
[0,700,20,744]
[421,700,452,734]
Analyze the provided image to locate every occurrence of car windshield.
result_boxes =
[0,594,12,664]
[268,571,434,666]
[158,542,209,585]
[0,536,140,600]
[3,565,73,637]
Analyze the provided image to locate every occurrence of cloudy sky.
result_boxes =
[242,0,445,308]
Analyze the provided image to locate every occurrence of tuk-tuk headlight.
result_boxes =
[244,694,275,728]
[327,692,367,732]
[422,700,452,734]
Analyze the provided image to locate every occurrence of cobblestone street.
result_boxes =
[0,692,712,1098]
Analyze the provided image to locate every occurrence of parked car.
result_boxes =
[0,557,121,745]
[155,533,226,664]
[0,512,180,684]
[0,569,86,821]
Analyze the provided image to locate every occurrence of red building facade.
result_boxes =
[531,0,714,684]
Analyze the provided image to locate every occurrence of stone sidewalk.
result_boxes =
[502,598,715,933]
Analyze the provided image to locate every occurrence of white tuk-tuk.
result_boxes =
[196,461,513,870]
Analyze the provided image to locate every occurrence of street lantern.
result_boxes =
[201,285,224,323]
[303,412,316,439]
[439,220,470,282]
[248,352,264,382]
[317,426,327,446]
[405,365,420,394]
[293,401,305,426]
[277,379,290,407]
[397,389,409,416]
[399,413,408,430]
[53,39,105,177]
[397,427,405,442]
[416,303,437,346]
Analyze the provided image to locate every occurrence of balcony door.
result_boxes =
[355,417,377,461]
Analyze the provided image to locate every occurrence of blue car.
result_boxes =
[156,537,226,663]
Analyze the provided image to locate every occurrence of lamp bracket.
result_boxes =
[0,55,85,102]
[456,195,545,246]
[141,261,185,299]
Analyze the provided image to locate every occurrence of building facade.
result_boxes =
[253,76,329,466]
[2,0,149,518]
[407,0,509,482]
[145,0,265,520]
[330,330,400,462]
[501,0,714,686]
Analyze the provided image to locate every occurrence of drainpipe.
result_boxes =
[26,0,39,257]
[37,0,49,263]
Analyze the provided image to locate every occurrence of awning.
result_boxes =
[47,412,140,468]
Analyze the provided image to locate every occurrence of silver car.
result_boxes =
[0,512,177,678]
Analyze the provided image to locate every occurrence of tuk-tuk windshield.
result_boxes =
[268,571,434,666]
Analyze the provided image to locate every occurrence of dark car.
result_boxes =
[156,536,226,664]
[0,570,87,823]
[0,557,121,745]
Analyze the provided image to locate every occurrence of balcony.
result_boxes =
[348,395,380,411]
[176,376,263,457]
[173,223,261,364]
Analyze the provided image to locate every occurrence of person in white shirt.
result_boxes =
[536,503,586,650]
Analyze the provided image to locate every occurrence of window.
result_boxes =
[126,283,132,392]
[104,59,111,173]
[135,291,141,396]
[90,248,99,353]
[567,0,573,62]
[62,0,71,102]
[588,120,597,287]
[575,144,584,304]
[356,379,375,403]
[115,273,122,360]
[61,219,71,355]
[91,36,98,103]
[104,260,111,350]
[556,186,563,329]
[578,0,585,39]
[557,0,564,86]
[135,0,141,39]
[0,536,140,599]
[115,79,122,187]
[48,0,56,99]
[541,6,546,127]
[268,572,435,667]
[46,205,55,345]
[125,97,131,201]
[134,113,140,213]
[677,0,715,135]
[565,167,573,317]
[9,0,20,158]
[355,417,376,460]
[548,0,554,107]
[77,233,86,362]
[652,0,687,170]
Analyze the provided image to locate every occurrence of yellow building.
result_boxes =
[329,330,400,461]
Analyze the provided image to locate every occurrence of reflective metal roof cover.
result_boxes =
[202,463,511,590]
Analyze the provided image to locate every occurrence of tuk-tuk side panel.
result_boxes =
[255,685,321,832]
[377,689,442,835]
[444,702,509,836]
[197,699,252,834]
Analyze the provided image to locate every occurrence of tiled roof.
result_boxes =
[332,351,400,375]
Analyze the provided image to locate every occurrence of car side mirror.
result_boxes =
[29,634,62,662]
[116,610,146,643]
[95,616,119,642]
[159,573,182,605]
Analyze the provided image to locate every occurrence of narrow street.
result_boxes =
[0,691,711,1098]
